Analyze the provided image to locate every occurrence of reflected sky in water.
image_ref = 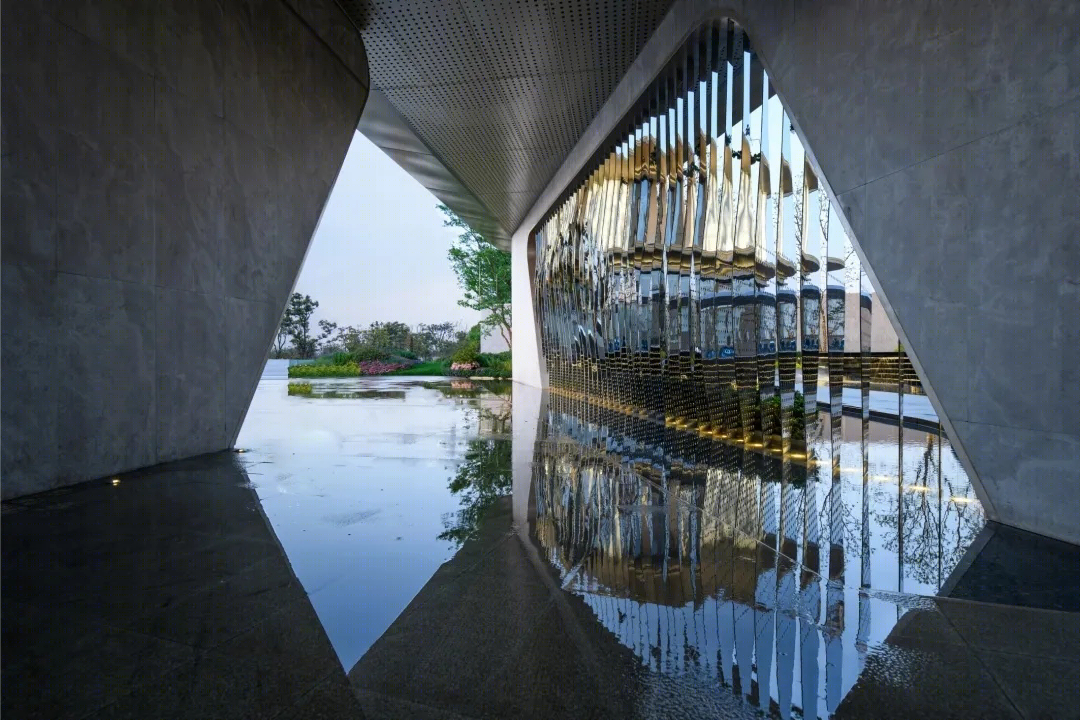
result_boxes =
[236,370,511,669]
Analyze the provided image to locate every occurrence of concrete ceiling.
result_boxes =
[341,0,677,248]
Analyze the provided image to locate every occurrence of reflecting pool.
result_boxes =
[236,364,993,718]
[235,368,512,669]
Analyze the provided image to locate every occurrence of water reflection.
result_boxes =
[441,434,512,546]
[236,374,512,669]
[528,391,983,718]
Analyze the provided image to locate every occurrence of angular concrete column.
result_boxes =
[736,0,1079,543]
[1,0,369,497]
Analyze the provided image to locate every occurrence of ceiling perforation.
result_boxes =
[351,0,677,239]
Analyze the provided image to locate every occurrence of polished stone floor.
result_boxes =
[2,376,1077,719]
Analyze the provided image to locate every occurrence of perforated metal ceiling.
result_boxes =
[342,0,677,247]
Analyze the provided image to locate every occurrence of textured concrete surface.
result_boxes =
[511,0,1079,544]
[1,0,369,498]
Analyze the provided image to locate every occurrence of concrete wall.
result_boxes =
[513,0,1078,543]
[1,0,369,497]
[743,0,1079,543]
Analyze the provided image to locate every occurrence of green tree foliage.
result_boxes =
[281,293,320,358]
[440,205,511,347]
[273,310,291,355]
[316,319,339,352]
[415,321,459,359]
[269,290,472,364]
[362,321,412,353]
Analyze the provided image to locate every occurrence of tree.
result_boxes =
[272,309,292,356]
[363,321,412,352]
[438,434,512,546]
[316,320,340,353]
[440,205,512,347]
[416,321,460,359]
[284,293,320,358]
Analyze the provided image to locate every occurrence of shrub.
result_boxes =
[477,351,511,365]
[357,360,405,375]
[288,363,359,378]
[449,361,480,377]
[452,345,479,364]
[287,381,313,395]
[395,349,418,360]
[470,352,511,377]
[389,360,450,376]
[352,346,388,362]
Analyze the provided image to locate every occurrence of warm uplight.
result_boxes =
[906,485,931,492]
[950,496,975,504]
[111,478,120,486]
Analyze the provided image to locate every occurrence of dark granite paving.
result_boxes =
[1,452,363,720]
[349,498,763,720]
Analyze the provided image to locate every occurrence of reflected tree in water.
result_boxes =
[875,435,984,587]
[439,409,512,546]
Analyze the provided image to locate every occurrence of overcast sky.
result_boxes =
[293,131,482,332]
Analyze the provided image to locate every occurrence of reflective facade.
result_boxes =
[532,21,924,452]
[528,26,992,715]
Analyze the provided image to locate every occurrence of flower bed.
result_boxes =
[289,363,359,378]
[288,361,404,377]
[357,360,405,375]
[449,361,479,377]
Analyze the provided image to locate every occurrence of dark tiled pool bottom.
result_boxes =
[945,523,1080,612]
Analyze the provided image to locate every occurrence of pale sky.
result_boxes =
[294,131,482,331]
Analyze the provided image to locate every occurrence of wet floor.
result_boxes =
[2,373,1077,719]
[525,389,986,718]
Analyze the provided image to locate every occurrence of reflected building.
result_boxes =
[529,390,983,718]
